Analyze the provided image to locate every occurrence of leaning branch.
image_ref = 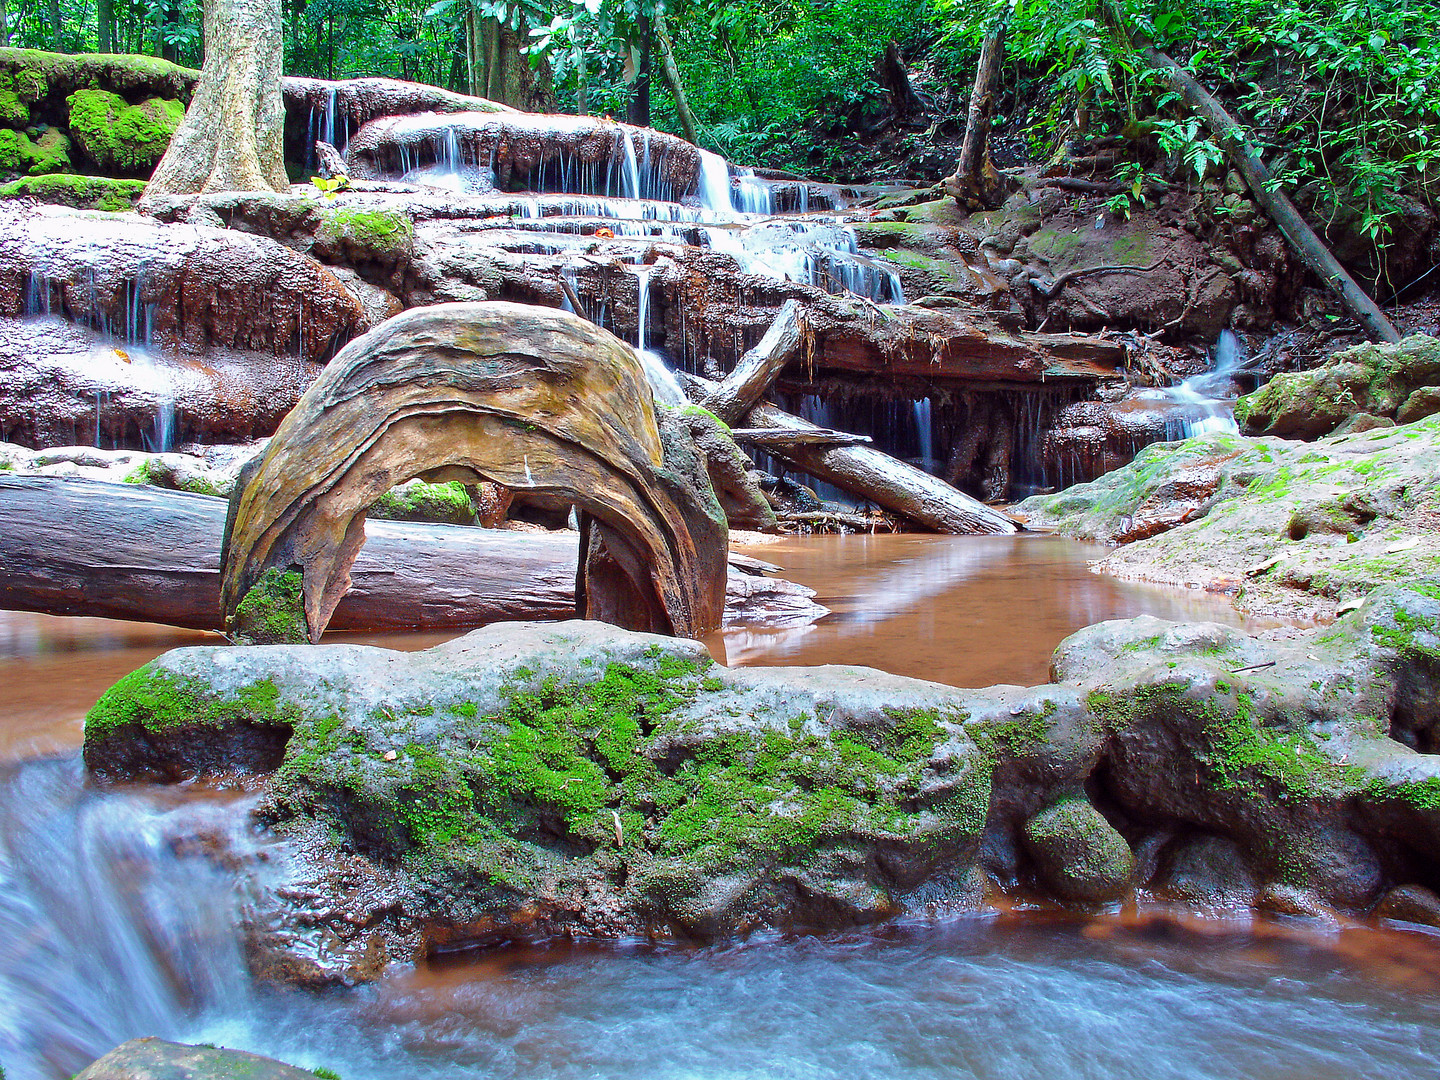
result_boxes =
[1139,45,1400,343]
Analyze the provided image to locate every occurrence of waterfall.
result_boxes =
[914,397,934,473]
[698,150,735,215]
[1154,329,1246,440]
[631,265,687,407]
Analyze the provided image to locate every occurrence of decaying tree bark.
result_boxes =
[221,302,729,642]
[140,0,289,205]
[944,1,1013,209]
[877,40,926,122]
[1139,45,1401,343]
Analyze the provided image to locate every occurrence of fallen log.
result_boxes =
[0,475,825,631]
[686,373,1019,535]
[699,300,807,423]
[729,428,873,448]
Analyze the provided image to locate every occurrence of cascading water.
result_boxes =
[1130,329,1245,442]
[914,396,935,473]
[630,265,687,407]
[22,267,177,452]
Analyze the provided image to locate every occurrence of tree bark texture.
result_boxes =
[141,0,289,202]
[221,302,729,642]
[877,40,924,121]
[655,7,698,144]
[97,0,115,52]
[945,3,1011,209]
[1139,45,1400,343]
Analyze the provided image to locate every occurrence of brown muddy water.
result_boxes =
[5,534,1439,1080]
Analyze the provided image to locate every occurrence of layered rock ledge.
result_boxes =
[84,583,1440,985]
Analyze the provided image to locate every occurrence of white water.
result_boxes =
[1151,329,1246,440]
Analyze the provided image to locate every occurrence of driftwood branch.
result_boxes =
[1138,44,1400,343]
[729,427,873,448]
[700,299,807,423]
[688,373,1019,535]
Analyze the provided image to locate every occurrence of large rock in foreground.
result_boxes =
[85,584,1440,985]
[76,1038,319,1080]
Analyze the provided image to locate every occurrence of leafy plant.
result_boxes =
[310,175,350,200]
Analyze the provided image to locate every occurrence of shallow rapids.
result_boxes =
[4,759,1440,1080]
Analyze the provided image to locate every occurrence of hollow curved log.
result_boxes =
[220,301,728,641]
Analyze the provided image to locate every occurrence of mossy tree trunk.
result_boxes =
[140,0,289,204]
[98,0,115,52]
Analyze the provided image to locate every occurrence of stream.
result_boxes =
[3,535,1439,1079]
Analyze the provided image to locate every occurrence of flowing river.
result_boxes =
[2,536,1438,1079]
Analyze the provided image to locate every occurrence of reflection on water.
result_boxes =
[711,534,1267,688]
[0,535,1274,764]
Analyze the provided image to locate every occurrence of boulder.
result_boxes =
[1022,799,1135,902]
[76,1037,320,1080]
[81,582,1440,984]
[1237,334,1440,439]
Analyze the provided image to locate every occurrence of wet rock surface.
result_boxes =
[1238,334,1440,439]
[1020,409,1440,621]
[76,1037,320,1080]
[82,582,1440,984]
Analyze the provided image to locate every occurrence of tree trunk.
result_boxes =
[98,0,114,52]
[576,48,588,115]
[2,0,11,48]
[475,13,554,111]
[944,2,1011,209]
[699,300,805,423]
[140,0,289,204]
[655,7,697,143]
[0,476,820,632]
[877,40,924,121]
[1140,45,1401,344]
[628,15,651,127]
[48,0,60,49]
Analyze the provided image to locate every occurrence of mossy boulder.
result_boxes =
[1238,334,1440,439]
[0,126,70,175]
[1021,413,1440,622]
[0,126,21,170]
[76,1038,322,1080]
[0,85,27,126]
[366,479,476,525]
[80,586,1440,979]
[311,206,415,263]
[0,173,145,210]
[1022,798,1134,902]
[65,88,184,173]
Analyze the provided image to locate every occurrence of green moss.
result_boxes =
[677,403,731,432]
[1371,776,1440,812]
[0,86,26,126]
[315,207,414,253]
[0,127,20,171]
[0,172,144,210]
[367,480,476,525]
[231,568,309,645]
[85,667,295,742]
[313,1069,342,1080]
[1369,594,1440,660]
[1027,227,1083,264]
[1109,234,1148,261]
[880,249,959,279]
[1201,691,1363,801]
[0,62,48,102]
[22,127,69,173]
[65,89,183,172]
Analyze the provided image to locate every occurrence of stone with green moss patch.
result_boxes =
[66,89,183,172]
[367,479,476,525]
[314,207,414,256]
[231,567,309,645]
[1022,798,1134,902]
[0,172,144,210]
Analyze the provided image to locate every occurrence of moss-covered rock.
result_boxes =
[231,567,309,645]
[21,127,70,173]
[0,47,197,105]
[0,126,21,171]
[366,479,476,525]
[0,172,144,210]
[0,85,27,126]
[1022,798,1134,902]
[1021,413,1440,621]
[312,206,415,262]
[79,588,1440,982]
[1238,334,1440,439]
[66,89,184,172]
